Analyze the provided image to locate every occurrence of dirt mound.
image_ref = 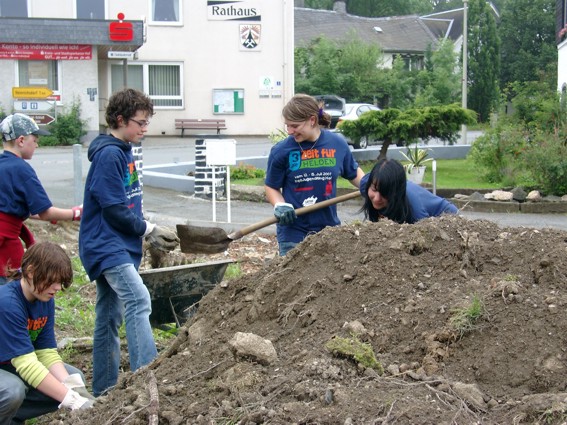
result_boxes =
[57,216,567,424]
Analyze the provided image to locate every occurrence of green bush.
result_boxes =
[41,99,87,146]
[230,163,265,180]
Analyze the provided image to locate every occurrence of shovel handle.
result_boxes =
[228,190,362,240]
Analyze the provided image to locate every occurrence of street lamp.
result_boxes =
[461,0,468,145]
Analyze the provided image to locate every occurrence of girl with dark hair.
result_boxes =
[265,94,364,256]
[360,159,458,223]
[0,242,94,423]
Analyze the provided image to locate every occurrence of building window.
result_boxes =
[18,60,59,91]
[111,63,182,108]
[76,0,105,19]
[0,0,27,17]
[150,0,181,24]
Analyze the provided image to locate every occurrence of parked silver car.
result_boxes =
[337,103,381,149]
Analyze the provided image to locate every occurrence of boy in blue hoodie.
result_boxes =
[79,88,178,396]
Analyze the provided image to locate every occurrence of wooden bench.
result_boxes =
[175,118,227,137]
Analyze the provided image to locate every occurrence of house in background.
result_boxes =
[0,0,294,140]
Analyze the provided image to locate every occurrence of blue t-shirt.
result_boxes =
[265,130,359,243]
[0,151,52,219]
[359,173,458,222]
[79,135,145,281]
[0,280,56,363]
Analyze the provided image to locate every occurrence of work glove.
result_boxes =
[274,202,297,225]
[62,373,96,401]
[145,223,180,251]
[58,389,94,410]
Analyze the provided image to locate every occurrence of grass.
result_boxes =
[231,158,499,191]
[449,294,485,338]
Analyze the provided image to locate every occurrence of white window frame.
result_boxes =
[73,0,108,19]
[148,0,183,26]
[108,61,184,109]
[15,60,62,99]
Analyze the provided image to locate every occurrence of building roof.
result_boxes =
[294,7,439,54]
[0,17,144,58]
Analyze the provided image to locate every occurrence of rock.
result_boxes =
[511,187,527,202]
[454,194,469,200]
[342,320,367,335]
[228,332,278,365]
[469,191,486,201]
[484,190,514,201]
[526,190,542,201]
[451,382,487,410]
[543,195,562,202]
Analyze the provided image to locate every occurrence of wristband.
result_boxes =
[71,205,82,221]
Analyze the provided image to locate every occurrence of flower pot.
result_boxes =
[406,165,426,184]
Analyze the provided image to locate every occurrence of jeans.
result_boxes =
[92,263,157,397]
[278,241,298,256]
[0,364,83,425]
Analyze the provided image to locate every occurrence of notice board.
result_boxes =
[213,89,244,114]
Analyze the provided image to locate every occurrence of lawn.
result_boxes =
[231,158,499,191]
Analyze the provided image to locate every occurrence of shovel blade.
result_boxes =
[176,224,232,254]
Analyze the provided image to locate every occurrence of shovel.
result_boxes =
[176,190,362,254]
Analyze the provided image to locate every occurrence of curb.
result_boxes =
[452,198,567,214]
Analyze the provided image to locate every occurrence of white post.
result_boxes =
[226,165,231,223]
[432,160,437,196]
[461,0,468,145]
[211,166,217,222]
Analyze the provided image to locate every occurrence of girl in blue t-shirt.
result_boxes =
[0,242,94,423]
[360,158,458,223]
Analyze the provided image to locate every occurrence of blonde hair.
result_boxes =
[283,94,331,128]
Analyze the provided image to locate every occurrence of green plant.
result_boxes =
[325,335,383,373]
[41,99,87,147]
[268,128,287,144]
[224,263,242,280]
[400,145,433,173]
[230,163,265,180]
[449,295,485,338]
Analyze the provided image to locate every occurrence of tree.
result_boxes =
[467,0,500,122]
[414,39,461,106]
[338,104,477,160]
[294,35,383,102]
[498,0,557,90]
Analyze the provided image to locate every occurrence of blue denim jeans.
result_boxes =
[0,363,83,424]
[278,241,298,256]
[92,263,157,396]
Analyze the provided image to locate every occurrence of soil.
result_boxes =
[26,216,567,425]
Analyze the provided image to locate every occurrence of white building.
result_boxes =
[558,0,567,93]
[0,0,294,141]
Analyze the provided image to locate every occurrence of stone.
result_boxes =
[511,187,527,202]
[228,332,278,365]
[484,190,514,201]
[527,190,542,202]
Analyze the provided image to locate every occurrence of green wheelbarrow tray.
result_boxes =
[139,259,234,327]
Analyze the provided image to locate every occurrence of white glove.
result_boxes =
[59,389,94,410]
[62,373,95,401]
[143,220,156,237]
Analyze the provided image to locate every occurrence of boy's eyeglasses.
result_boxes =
[130,118,151,128]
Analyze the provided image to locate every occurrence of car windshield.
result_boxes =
[344,105,356,115]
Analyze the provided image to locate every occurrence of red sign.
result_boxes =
[26,114,55,125]
[109,13,134,42]
[0,44,92,60]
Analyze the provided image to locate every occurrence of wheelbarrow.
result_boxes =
[139,259,234,327]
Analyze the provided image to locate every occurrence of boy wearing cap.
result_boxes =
[0,113,83,284]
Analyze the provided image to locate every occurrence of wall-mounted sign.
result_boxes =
[213,89,244,114]
[12,87,53,99]
[109,13,134,41]
[240,24,261,50]
[0,44,92,60]
[108,51,137,60]
[207,0,261,21]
